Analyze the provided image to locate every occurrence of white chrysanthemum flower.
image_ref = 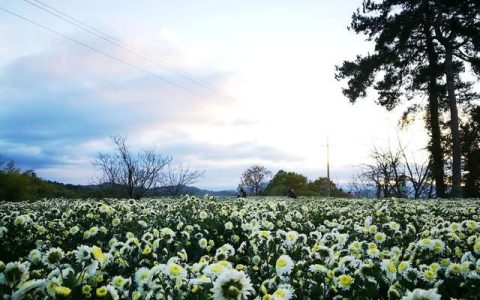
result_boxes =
[398,261,412,277]
[368,224,378,234]
[225,222,234,230]
[28,249,42,264]
[284,231,299,248]
[374,232,387,244]
[381,260,397,281]
[432,239,445,253]
[449,222,462,232]
[217,243,235,257]
[69,226,80,235]
[272,284,295,300]
[14,215,31,226]
[421,268,437,283]
[204,262,229,278]
[336,274,354,290]
[163,262,187,279]
[75,245,91,263]
[417,238,434,250]
[401,288,441,300]
[190,274,211,285]
[135,267,153,286]
[367,247,380,258]
[88,226,99,236]
[473,241,480,255]
[199,238,208,249]
[275,255,294,276]
[43,247,64,268]
[161,227,176,243]
[211,269,254,300]
[309,264,327,274]
[445,263,463,278]
[258,230,271,239]
[112,276,129,291]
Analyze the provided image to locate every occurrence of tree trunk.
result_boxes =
[422,12,446,198]
[444,46,462,197]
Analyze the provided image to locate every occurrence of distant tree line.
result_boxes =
[0,158,107,201]
[0,136,204,202]
[239,165,347,197]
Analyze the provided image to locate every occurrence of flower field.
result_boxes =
[1,196,480,299]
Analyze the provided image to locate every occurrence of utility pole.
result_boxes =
[327,138,331,197]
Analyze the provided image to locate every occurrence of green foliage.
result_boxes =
[0,159,105,201]
[264,170,346,197]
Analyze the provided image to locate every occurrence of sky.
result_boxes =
[0,0,430,190]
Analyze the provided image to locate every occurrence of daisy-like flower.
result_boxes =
[473,241,480,255]
[54,286,71,297]
[69,226,80,235]
[135,267,153,286]
[211,269,254,300]
[272,284,294,300]
[112,276,129,291]
[309,264,327,274]
[421,268,437,283]
[398,261,412,277]
[258,230,271,239]
[449,222,461,232]
[445,263,463,278]
[204,263,228,278]
[417,238,434,250]
[96,286,108,297]
[91,246,108,265]
[401,288,441,300]
[161,227,176,243]
[275,255,294,276]
[336,274,354,290]
[367,247,380,258]
[284,231,299,248]
[374,232,387,244]
[432,239,445,254]
[164,262,187,279]
[199,238,208,249]
[224,222,234,230]
[216,244,235,257]
[112,218,121,226]
[381,260,397,281]
[43,247,64,268]
[28,249,42,264]
[368,225,378,234]
[75,245,91,263]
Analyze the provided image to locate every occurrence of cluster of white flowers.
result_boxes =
[0,196,479,299]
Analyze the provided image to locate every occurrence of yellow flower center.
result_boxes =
[96,286,107,297]
[211,264,224,273]
[276,258,287,268]
[339,274,353,286]
[386,262,397,274]
[55,286,71,297]
[169,264,182,276]
[273,289,286,297]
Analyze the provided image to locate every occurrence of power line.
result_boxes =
[0,5,212,100]
[23,0,235,101]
